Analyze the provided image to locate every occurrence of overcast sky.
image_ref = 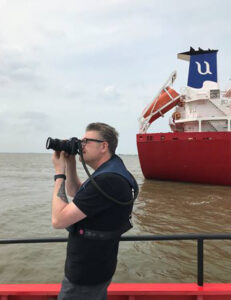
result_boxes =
[1,0,231,154]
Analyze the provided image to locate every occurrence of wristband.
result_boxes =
[54,174,66,181]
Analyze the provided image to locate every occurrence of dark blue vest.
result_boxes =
[67,155,137,233]
[79,154,137,192]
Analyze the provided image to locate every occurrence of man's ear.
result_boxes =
[101,141,109,153]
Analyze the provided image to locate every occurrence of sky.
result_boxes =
[0,0,231,154]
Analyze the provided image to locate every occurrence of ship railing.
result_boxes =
[0,233,231,287]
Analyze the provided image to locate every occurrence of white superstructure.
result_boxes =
[170,81,231,132]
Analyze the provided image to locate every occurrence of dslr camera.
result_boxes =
[46,137,81,155]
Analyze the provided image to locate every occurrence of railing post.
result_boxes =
[197,238,204,286]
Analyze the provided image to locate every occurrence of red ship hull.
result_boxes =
[137,132,231,185]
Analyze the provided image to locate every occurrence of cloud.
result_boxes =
[0,75,10,86]
[18,111,51,132]
[0,110,51,134]
[0,0,231,153]
[0,47,48,91]
[0,110,52,152]
[100,85,120,101]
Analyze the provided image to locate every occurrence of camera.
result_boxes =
[46,137,81,155]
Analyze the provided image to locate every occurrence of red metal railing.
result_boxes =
[0,234,231,299]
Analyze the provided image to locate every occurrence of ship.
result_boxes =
[137,48,231,185]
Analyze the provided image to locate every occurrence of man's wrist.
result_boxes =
[66,157,76,166]
[54,174,66,181]
[55,169,65,175]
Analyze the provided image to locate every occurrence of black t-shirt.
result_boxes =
[65,173,133,285]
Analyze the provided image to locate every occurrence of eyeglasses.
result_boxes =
[81,138,105,146]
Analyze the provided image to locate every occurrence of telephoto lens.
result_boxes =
[46,137,80,155]
[46,137,66,152]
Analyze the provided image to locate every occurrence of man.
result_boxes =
[52,122,137,300]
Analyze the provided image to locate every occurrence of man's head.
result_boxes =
[81,123,118,169]
[85,123,118,155]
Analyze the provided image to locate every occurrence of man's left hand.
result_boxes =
[52,151,66,174]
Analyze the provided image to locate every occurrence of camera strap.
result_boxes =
[79,152,139,206]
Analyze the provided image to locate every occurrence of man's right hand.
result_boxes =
[65,154,82,198]
[64,153,76,164]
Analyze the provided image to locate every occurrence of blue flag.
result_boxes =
[188,52,217,88]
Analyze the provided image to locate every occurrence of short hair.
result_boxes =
[86,122,119,155]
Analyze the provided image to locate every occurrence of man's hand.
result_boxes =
[64,153,76,166]
[52,151,81,197]
[64,153,82,197]
[52,151,66,174]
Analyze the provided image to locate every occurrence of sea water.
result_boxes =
[0,153,230,283]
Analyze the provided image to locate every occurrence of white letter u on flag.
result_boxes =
[195,61,212,75]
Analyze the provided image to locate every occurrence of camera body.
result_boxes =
[46,137,81,155]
